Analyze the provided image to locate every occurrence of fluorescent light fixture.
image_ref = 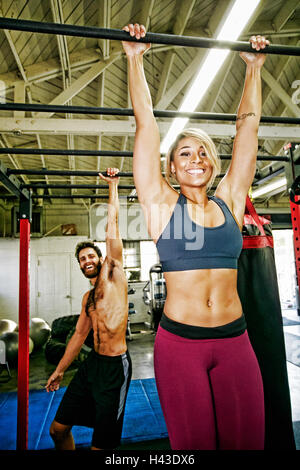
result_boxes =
[160,0,261,154]
[251,176,287,199]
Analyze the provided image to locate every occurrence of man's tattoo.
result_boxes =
[236,112,256,121]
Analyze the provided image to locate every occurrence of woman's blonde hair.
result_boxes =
[164,128,221,190]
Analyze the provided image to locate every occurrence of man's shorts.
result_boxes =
[54,349,132,449]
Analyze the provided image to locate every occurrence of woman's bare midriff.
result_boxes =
[163,268,243,327]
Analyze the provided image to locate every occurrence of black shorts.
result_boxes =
[54,349,132,449]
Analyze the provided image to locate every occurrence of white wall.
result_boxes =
[140,241,159,281]
[0,238,20,322]
[0,236,92,325]
[0,203,90,238]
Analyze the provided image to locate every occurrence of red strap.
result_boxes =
[243,214,271,226]
[243,235,273,249]
[242,196,273,249]
[245,196,266,236]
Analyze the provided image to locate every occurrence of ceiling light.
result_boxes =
[160,0,261,154]
[251,176,287,199]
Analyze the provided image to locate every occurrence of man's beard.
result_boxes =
[81,262,101,279]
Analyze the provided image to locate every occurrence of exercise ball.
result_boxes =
[0,332,18,364]
[29,337,34,354]
[0,319,17,336]
[0,332,33,365]
[30,317,51,349]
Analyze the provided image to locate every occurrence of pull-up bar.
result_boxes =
[0,103,299,125]
[0,17,299,56]
[21,183,136,189]
[7,169,133,177]
[30,194,138,199]
[0,148,133,158]
[0,147,290,162]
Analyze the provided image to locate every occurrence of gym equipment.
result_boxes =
[0,319,17,336]
[143,264,166,331]
[0,17,299,56]
[0,332,19,365]
[29,318,51,350]
[45,314,93,365]
[126,288,137,341]
[0,15,297,451]
[0,332,33,366]
[237,196,296,450]
[289,176,300,205]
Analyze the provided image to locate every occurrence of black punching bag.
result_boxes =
[237,196,295,450]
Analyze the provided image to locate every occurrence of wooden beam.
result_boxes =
[14,82,25,118]
[132,0,155,30]
[155,0,241,111]
[247,19,300,36]
[35,54,120,119]
[271,0,299,32]
[261,68,300,118]
[0,135,30,185]
[155,0,196,106]
[0,117,299,140]
[98,0,111,60]
[2,27,27,83]
[26,89,52,195]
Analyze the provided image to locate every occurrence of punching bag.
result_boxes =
[237,196,295,450]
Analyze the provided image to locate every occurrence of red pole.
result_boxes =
[17,218,30,450]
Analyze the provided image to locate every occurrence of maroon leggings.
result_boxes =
[154,326,265,450]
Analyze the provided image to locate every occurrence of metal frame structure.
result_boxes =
[0,16,299,451]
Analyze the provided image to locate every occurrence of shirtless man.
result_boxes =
[45,168,131,450]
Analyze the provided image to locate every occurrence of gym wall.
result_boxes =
[0,236,153,326]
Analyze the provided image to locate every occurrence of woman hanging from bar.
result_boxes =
[122,24,269,450]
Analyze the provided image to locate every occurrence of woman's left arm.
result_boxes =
[216,36,269,224]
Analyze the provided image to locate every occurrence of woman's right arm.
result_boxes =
[122,24,170,207]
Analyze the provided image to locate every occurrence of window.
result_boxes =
[273,230,297,310]
[123,241,141,282]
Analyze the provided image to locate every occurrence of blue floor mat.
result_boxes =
[0,378,168,450]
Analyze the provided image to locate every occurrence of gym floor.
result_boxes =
[1,314,300,450]
[0,323,156,392]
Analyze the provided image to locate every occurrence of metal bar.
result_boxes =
[7,169,133,177]
[253,167,285,186]
[17,216,30,450]
[0,161,30,198]
[21,183,136,189]
[220,154,289,162]
[30,194,138,199]
[0,147,290,161]
[0,103,299,125]
[0,148,133,157]
[0,17,299,56]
